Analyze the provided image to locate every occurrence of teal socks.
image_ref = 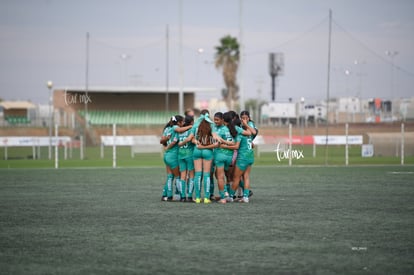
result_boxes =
[165,174,174,197]
[203,172,210,199]
[180,179,186,199]
[194,171,202,199]
[187,178,194,198]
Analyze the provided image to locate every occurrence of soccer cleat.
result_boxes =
[218,198,227,204]
[180,198,186,202]
[203,198,211,204]
[167,197,173,202]
[240,197,249,203]
[209,194,216,201]
[161,196,168,201]
[226,196,234,203]
[186,198,194,203]
[233,196,242,202]
[195,198,201,204]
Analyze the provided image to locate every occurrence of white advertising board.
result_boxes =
[361,144,374,157]
[0,136,71,147]
[313,135,363,145]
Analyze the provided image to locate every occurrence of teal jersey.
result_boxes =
[216,124,236,156]
[178,127,194,159]
[236,126,254,159]
[165,125,179,153]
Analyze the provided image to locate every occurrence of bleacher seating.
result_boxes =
[5,116,31,125]
[79,110,177,125]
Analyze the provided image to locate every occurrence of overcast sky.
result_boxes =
[0,0,413,106]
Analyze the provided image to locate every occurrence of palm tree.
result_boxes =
[215,35,240,110]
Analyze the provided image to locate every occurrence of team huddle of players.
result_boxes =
[160,109,258,204]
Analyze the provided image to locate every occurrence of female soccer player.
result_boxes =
[227,116,256,203]
[177,115,195,202]
[238,110,258,198]
[214,112,240,204]
[161,116,181,201]
[192,111,218,204]
[225,116,254,202]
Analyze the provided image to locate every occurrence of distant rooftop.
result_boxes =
[55,86,218,94]
[0,101,36,109]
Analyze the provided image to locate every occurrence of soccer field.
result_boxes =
[1,166,413,274]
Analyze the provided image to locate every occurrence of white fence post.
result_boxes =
[113,124,117,168]
[289,123,292,166]
[401,123,405,165]
[55,124,59,169]
[4,143,7,160]
[101,142,104,159]
[80,136,84,160]
[345,123,349,166]
[313,143,316,158]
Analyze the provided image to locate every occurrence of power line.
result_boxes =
[332,18,414,78]
[91,37,163,52]
[245,16,329,56]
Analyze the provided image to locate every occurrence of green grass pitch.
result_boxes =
[0,166,413,274]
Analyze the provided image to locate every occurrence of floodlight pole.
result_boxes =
[165,24,170,113]
[269,53,283,102]
[239,0,245,111]
[269,53,277,102]
[324,9,332,166]
[85,32,90,129]
[83,32,90,160]
[178,0,184,115]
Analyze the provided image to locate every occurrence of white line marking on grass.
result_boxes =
[388,171,414,175]
[351,246,367,251]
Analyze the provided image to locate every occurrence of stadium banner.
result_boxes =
[313,135,363,145]
[101,135,160,146]
[1,136,71,147]
[101,136,135,146]
[255,135,362,146]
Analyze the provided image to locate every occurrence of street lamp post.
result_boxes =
[354,59,366,118]
[353,59,366,98]
[385,50,399,98]
[196,48,204,87]
[120,53,131,86]
[47,81,53,160]
[344,69,352,123]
